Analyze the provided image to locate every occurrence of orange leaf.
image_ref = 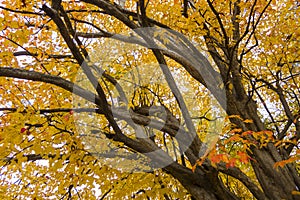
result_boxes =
[228,115,243,120]
[230,128,243,134]
[226,158,236,168]
[243,119,253,123]
[237,151,249,164]
[241,130,253,136]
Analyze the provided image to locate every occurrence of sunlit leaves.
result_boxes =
[0,0,299,199]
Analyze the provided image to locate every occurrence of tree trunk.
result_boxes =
[164,162,240,200]
[225,76,300,200]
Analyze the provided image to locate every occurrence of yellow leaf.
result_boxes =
[243,119,253,123]
[228,82,233,92]
[292,191,300,195]
[10,21,19,28]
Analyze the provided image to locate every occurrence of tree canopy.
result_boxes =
[0,0,300,199]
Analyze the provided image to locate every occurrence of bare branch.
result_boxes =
[13,51,73,59]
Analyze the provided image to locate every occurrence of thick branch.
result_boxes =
[82,0,139,30]
[0,67,101,105]
[218,163,267,200]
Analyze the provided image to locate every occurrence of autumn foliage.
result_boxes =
[0,0,300,199]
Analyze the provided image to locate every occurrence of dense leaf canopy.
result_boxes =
[0,0,299,199]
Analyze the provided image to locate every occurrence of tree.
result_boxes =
[0,0,299,199]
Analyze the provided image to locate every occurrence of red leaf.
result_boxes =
[64,114,70,121]
[20,127,27,133]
